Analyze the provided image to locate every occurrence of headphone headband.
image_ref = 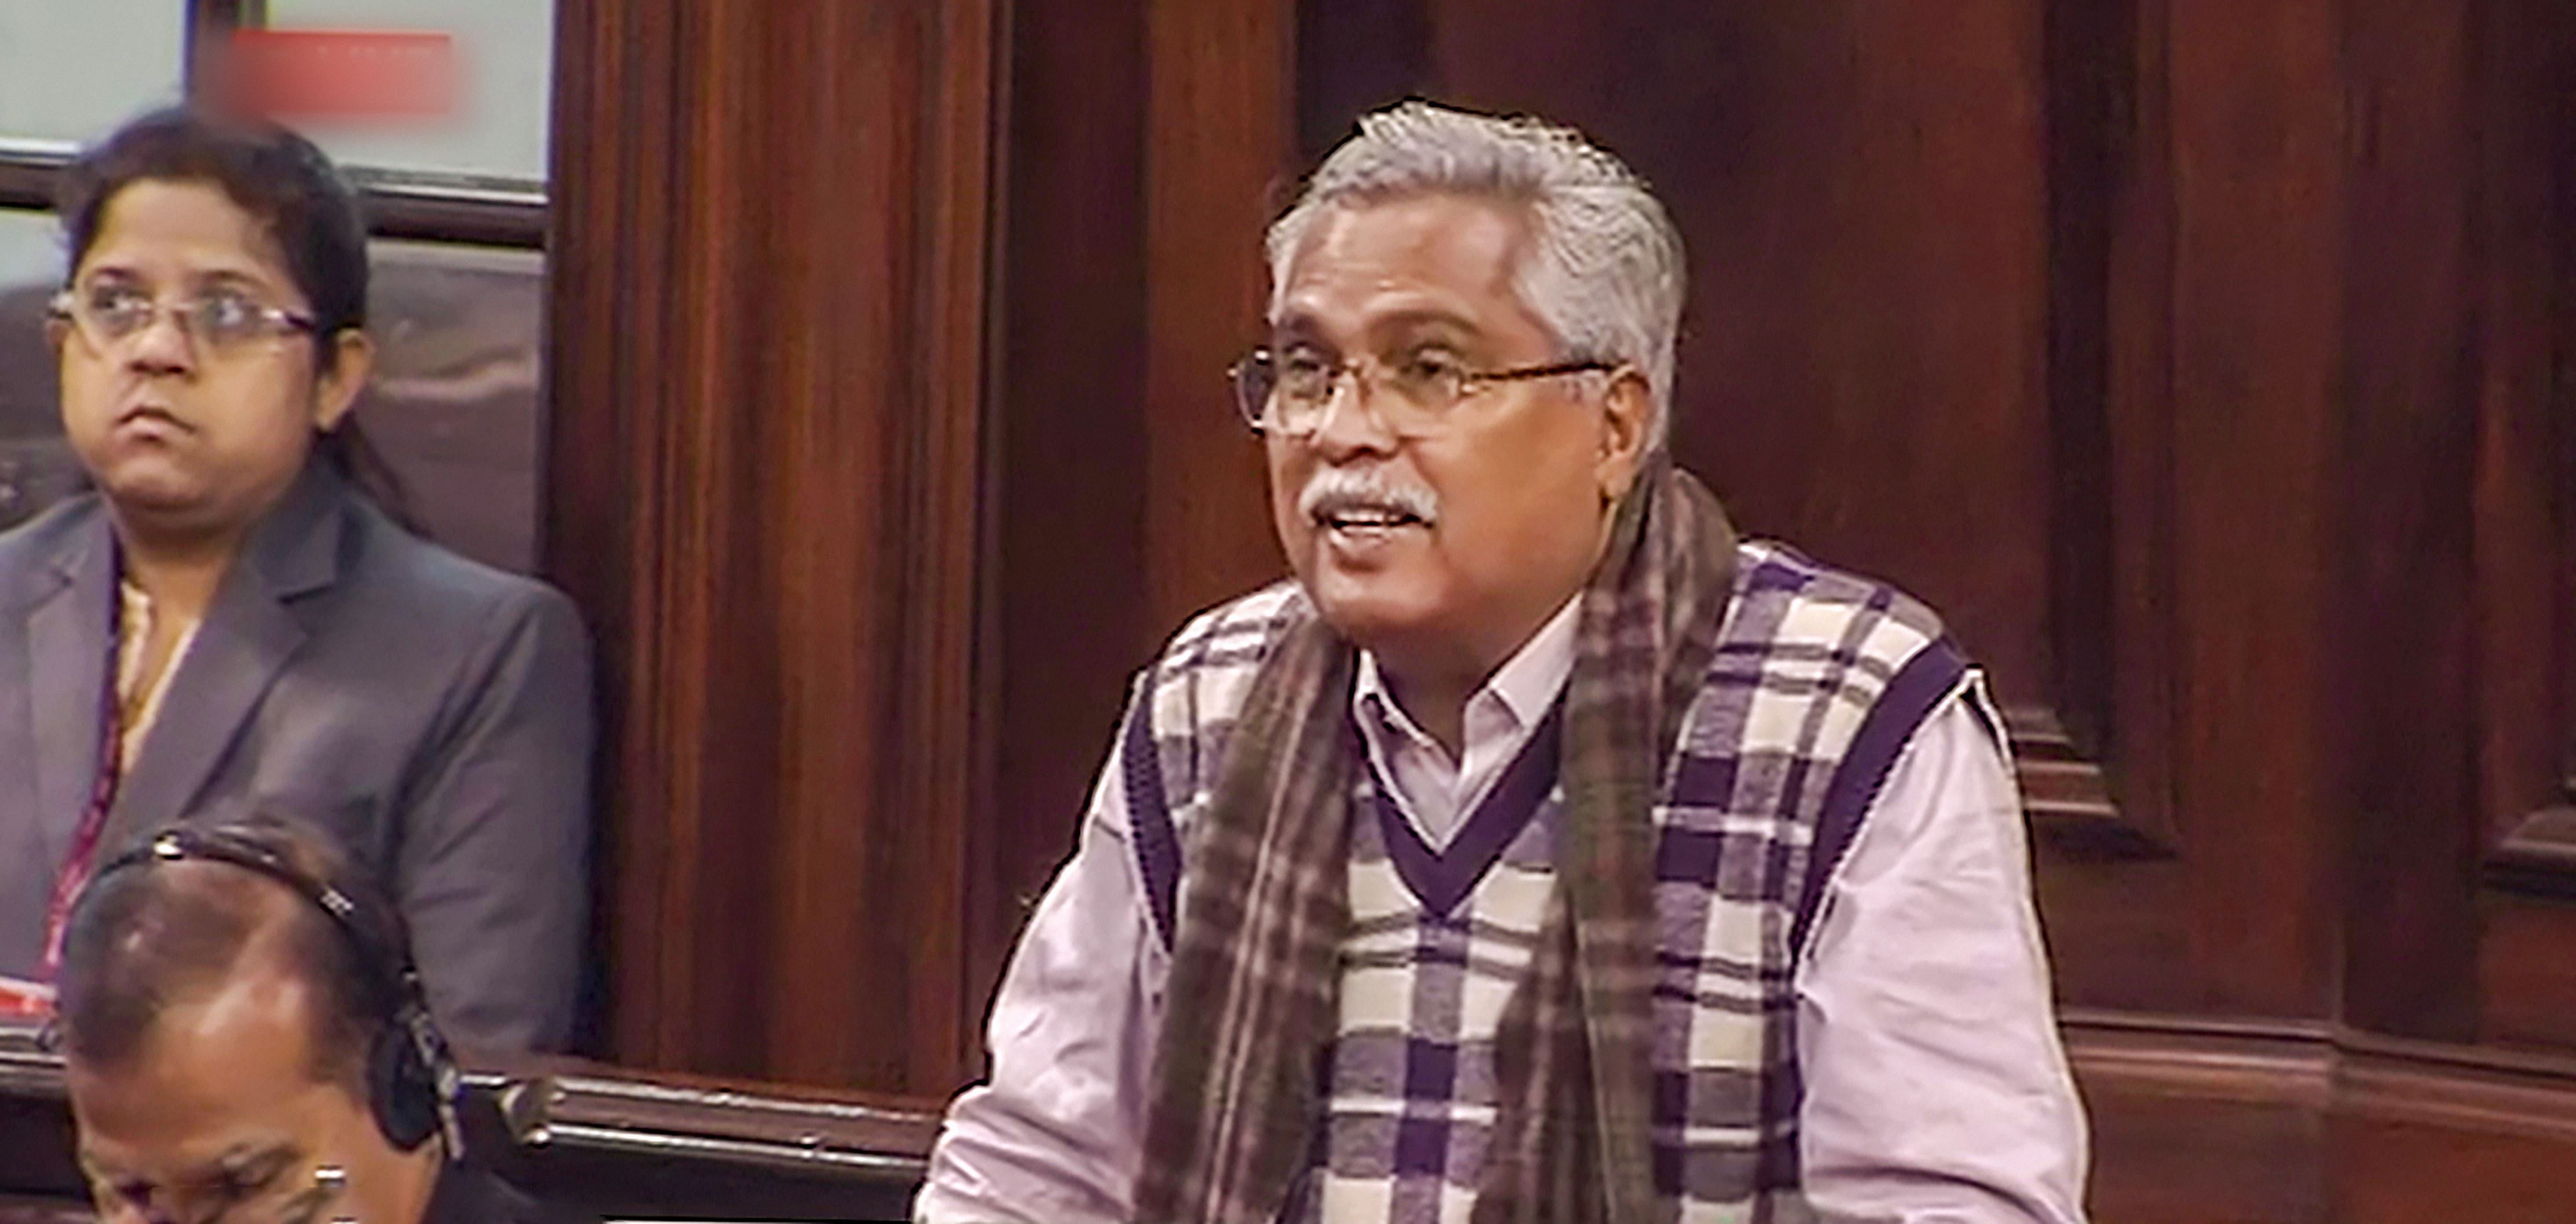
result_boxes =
[73,824,464,1158]
[104,827,416,1011]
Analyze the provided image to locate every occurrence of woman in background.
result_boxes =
[0,107,591,1053]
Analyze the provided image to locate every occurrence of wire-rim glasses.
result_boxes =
[1228,346,1617,438]
[49,285,318,356]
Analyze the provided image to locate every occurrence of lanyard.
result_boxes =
[40,548,132,977]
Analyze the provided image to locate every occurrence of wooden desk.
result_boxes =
[0,1024,935,1221]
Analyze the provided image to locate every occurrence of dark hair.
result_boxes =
[54,105,413,525]
[55,818,398,1093]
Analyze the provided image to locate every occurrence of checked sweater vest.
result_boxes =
[1121,542,1993,1223]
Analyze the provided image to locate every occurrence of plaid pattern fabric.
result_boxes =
[1480,461,1744,1224]
[1127,465,1970,1223]
[1294,734,1567,1224]
[1130,591,1359,1224]
[1645,543,1968,1222]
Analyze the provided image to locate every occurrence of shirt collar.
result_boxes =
[1351,592,1583,741]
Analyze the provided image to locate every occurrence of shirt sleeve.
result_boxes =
[916,757,1163,1224]
[1795,696,2092,1223]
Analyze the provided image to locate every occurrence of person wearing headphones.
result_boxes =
[49,818,592,1223]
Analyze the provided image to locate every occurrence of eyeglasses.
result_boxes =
[93,1160,353,1224]
[1228,346,1617,438]
[49,284,317,356]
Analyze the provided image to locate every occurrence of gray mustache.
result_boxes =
[1298,467,1439,524]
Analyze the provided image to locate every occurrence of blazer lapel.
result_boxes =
[19,515,115,870]
[107,469,347,845]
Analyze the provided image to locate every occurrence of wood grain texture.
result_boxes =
[2063,1016,2576,1222]
[2152,0,2344,1021]
[544,0,997,1095]
[964,0,1300,1060]
[2045,0,2179,865]
[2332,1036,2576,1222]
[1141,0,1296,633]
[2066,1017,2330,1223]
[2007,704,2167,861]
[2480,892,2576,1049]
[2470,0,2576,908]
[2490,803,2576,899]
[1366,0,2243,1011]
[2330,0,2486,1041]
[974,0,1156,1063]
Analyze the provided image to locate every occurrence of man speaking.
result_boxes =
[921,103,2088,1222]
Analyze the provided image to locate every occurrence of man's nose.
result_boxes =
[1305,370,1398,461]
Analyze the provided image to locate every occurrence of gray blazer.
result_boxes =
[0,465,592,1052]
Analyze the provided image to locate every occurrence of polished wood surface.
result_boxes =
[1368,0,2330,1017]
[976,0,1299,1046]
[14,1018,2576,1221]
[978,0,1154,1034]
[545,0,998,1091]
[0,1024,932,1221]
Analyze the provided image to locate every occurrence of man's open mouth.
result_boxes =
[1320,506,1429,531]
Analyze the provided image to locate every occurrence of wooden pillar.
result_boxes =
[543,0,998,1095]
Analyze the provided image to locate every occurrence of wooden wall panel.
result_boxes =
[2334,1119,2576,1224]
[2332,0,2487,1040]
[545,0,996,1094]
[1379,0,2329,1019]
[1416,0,2059,701]
[2063,1021,2576,1223]
[2155,0,2345,1020]
[971,0,1299,1048]
[2472,0,2574,855]
[2044,0,2179,864]
[2066,1020,2330,1223]
[2476,0,2576,905]
[2334,0,2576,1048]
[2479,898,2576,1049]
[978,0,1152,1054]
[2332,1045,2576,1222]
[1140,0,1297,633]
[2475,25,2576,1035]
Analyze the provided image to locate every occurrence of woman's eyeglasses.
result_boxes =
[49,285,317,356]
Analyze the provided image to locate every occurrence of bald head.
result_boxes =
[56,829,385,1093]
[55,823,455,1224]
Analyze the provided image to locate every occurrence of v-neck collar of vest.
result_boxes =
[1364,698,1565,919]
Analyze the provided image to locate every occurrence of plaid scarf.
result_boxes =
[1134,457,1739,1223]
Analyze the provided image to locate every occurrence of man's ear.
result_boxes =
[311,330,375,432]
[1594,367,1653,504]
[45,315,70,359]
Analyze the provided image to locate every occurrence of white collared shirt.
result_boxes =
[1349,594,1580,849]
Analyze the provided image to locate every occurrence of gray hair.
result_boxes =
[1265,101,1687,435]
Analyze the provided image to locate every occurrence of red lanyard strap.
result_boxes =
[40,551,131,978]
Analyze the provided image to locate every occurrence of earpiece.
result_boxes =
[87,826,465,1157]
